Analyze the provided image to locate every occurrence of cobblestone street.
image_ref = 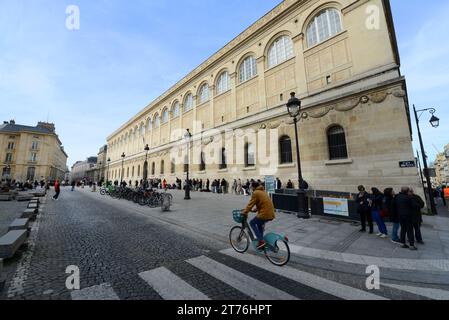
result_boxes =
[1,187,449,300]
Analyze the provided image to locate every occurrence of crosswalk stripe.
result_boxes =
[187,256,298,300]
[139,267,210,300]
[383,283,449,300]
[71,283,120,300]
[221,248,388,300]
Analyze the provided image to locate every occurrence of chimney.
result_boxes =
[37,122,55,133]
[10,120,15,124]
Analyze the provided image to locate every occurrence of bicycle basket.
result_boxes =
[232,210,244,223]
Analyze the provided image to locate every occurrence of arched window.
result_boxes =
[220,148,227,169]
[172,102,180,119]
[198,84,209,104]
[184,93,193,112]
[279,136,293,164]
[147,118,152,130]
[160,160,165,175]
[327,125,348,160]
[154,114,160,128]
[216,71,230,95]
[199,152,206,171]
[268,36,294,68]
[151,162,155,175]
[307,8,342,47]
[171,159,176,174]
[245,143,255,167]
[162,109,169,124]
[140,125,145,137]
[239,56,257,83]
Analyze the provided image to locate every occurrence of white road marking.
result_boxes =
[221,248,388,300]
[187,255,298,300]
[71,283,120,300]
[139,267,210,300]
[383,283,449,300]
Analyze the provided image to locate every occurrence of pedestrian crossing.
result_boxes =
[70,249,449,301]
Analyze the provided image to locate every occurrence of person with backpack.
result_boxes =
[370,187,388,238]
[355,186,373,233]
[409,188,425,245]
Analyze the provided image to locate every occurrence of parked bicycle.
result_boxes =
[229,210,290,266]
[101,185,172,211]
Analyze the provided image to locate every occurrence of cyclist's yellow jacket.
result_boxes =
[243,186,275,221]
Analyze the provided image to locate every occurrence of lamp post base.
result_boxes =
[297,190,310,219]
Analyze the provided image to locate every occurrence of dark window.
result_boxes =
[279,136,293,164]
[171,160,176,174]
[151,162,155,175]
[160,160,165,175]
[137,165,140,177]
[220,148,227,169]
[199,153,206,171]
[327,125,348,160]
[245,143,255,167]
[27,167,35,181]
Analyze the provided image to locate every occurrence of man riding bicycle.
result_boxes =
[242,182,276,250]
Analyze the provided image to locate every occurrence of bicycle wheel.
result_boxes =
[100,189,106,196]
[264,240,290,267]
[229,226,250,253]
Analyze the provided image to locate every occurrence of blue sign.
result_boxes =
[265,176,276,194]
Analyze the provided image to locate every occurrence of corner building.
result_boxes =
[107,0,422,194]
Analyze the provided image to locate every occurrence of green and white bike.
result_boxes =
[229,210,290,267]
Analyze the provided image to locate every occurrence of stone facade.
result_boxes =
[0,120,68,182]
[105,0,423,194]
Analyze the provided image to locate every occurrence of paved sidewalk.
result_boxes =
[79,188,449,270]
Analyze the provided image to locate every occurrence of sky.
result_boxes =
[0,0,448,169]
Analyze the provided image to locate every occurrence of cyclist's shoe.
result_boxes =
[257,241,267,250]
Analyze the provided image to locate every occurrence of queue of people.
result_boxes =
[356,185,425,251]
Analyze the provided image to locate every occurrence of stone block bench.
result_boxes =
[9,219,30,231]
[27,202,39,209]
[0,230,28,259]
[21,209,38,220]
[0,195,12,201]
[32,192,46,197]
[17,195,34,202]
[32,197,40,204]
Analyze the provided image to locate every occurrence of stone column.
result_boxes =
[256,55,267,110]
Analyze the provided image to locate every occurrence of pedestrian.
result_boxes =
[221,178,227,194]
[71,180,76,192]
[355,186,373,234]
[384,188,400,243]
[237,179,243,195]
[276,178,282,190]
[443,185,448,207]
[286,180,294,189]
[370,188,388,238]
[53,179,61,200]
[409,188,425,245]
[394,187,417,250]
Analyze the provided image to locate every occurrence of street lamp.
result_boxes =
[143,144,150,188]
[286,92,308,218]
[414,105,440,215]
[184,129,192,200]
[121,152,126,184]
[107,158,111,185]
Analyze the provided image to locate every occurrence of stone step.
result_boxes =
[8,218,30,231]
[21,209,38,220]
[27,203,38,209]
[0,230,28,259]
[17,195,33,202]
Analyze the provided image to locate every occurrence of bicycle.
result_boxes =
[229,210,290,267]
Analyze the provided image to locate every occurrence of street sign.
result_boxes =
[323,197,350,217]
[265,176,276,194]
[399,161,416,168]
[424,168,436,178]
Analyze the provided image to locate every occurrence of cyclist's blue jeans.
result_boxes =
[250,217,266,242]
[372,210,388,235]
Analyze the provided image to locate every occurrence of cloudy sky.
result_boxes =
[0,0,448,168]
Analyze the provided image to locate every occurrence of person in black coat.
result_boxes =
[394,187,417,250]
[384,188,400,243]
[409,188,425,245]
[355,186,373,233]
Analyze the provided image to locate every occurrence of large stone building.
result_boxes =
[106,0,422,194]
[0,120,68,182]
[432,144,449,186]
[70,157,98,183]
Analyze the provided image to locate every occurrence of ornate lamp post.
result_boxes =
[414,105,440,215]
[286,92,308,217]
[184,129,192,200]
[143,144,150,187]
[120,152,126,184]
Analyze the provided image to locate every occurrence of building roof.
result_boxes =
[0,123,53,135]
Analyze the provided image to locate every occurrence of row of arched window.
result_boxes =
[110,7,344,153]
